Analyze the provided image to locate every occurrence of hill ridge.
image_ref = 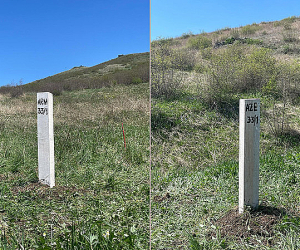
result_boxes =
[0,52,149,96]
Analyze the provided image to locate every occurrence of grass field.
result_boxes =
[151,17,300,249]
[151,88,300,249]
[0,83,149,249]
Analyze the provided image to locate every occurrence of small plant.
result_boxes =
[131,77,143,84]
[283,44,292,54]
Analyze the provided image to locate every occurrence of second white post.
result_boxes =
[37,92,55,187]
[239,99,260,213]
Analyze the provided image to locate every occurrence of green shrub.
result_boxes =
[181,31,193,39]
[203,45,277,107]
[151,42,195,98]
[282,30,299,43]
[171,48,196,71]
[187,35,212,50]
[151,37,177,47]
[281,16,298,24]
[282,44,300,54]
[243,38,263,45]
[224,37,236,45]
[274,16,298,27]
[151,42,184,98]
[283,45,292,54]
[240,24,261,35]
[131,77,143,84]
[277,61,300,104]
[262,75,280,98]
[194,63,207,73]
[9,86,24,98]
[283,23,292,30]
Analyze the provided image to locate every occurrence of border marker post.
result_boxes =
[239,99,260,213]
[37,92,55,187]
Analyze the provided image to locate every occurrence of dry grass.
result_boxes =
[167,16,300,62]
[0,84,149,128]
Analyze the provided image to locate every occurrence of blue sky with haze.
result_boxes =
[0,0,149,86]
[151,0,300,40]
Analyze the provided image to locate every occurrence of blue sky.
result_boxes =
[151,0,300,40]
[0,0,149,86]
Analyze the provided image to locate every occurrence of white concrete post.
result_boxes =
[239,99,260,213]
[37,92,55,187]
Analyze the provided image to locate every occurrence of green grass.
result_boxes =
[151,89,300,249]
[151,16,300,249]
[0,83,149,249]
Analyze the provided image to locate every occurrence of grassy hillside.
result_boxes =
[0,52,149,97]
[151,16,300,249]
[0,82,149,248]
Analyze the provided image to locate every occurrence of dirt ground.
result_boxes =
[212,205,285,246]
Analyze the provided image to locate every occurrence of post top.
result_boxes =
[37,92,52,94]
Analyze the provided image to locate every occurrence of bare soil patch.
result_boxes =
[212,206,285,245]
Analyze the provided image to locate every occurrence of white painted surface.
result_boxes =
[37,92,55,187]
[239,99,260,213]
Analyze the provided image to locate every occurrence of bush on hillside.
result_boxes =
[9,85,24,98]
[240,24,261,35]
[282,29,299,43]
[170,48,196,71]
[202,45,277,106]
[274,16,298,27]
[262,60,300,136]
[151,42,179,98]
[187,35,212,50]
[0,80,24,98]
[151,41,196,98]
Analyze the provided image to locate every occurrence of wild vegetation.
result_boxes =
[0,60,149,248]
[151,16,300,249]
[0,52,149,97]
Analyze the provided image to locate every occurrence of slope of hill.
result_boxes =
[0,52,149,96]
[151,16,300,249]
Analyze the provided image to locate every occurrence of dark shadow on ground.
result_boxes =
[277,128,300,146]
[151,107,181,134]
[152,93,240,134]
